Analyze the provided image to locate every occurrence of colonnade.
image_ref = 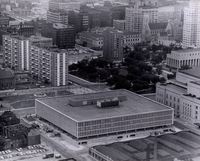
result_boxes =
[167,58,200,68]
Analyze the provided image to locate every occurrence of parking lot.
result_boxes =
[0,143,62,161]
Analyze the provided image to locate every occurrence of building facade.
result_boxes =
[113,19,126,31]
[47,10,68,24]
[156,67,200,123]
[167,48,200,69]
[49,0,81,12]
[103,28,124,62]
[125,5,158,36]
[3,35,30,71]
[182,0,200,48]
[30,45,68,86]
[41,23,75,49]
[0,68,15,91]
[79,31,103,49]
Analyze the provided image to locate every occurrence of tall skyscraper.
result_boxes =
[183,0,200,48]
[103,28,124,62]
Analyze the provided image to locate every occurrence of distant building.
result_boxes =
[47,9,68,24]
[30,45,69,86]
[3,35,30,71]
[166,48,200,69]
[12,8,31,16]
[18,25,35,37]
[0,68,15,91]
[49,0,81,12]
[41,22,75,49]
[36,89,173,146]
[183,0,200,48]
[103,28,124,62]
[123,31,141,47]
[125,5,158,37]
[68,11,89,33]
[28,36,53,47]
[0,16,9,28]
[79,31,103,49]
[144,22,173,41]
[113,19,126,31]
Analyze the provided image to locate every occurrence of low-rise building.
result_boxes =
[79,31,103,49]
[36,89,173,146]
[0,68,15,91]
[167,48,200,69]
[156,67,200,123]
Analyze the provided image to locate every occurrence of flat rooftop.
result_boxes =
[36,89,172,122]
[164,83,187,93]
[179,67,200,79]
[173,48,200,53]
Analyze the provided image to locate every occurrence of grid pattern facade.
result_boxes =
[103,28,124,62]
[30,45,68,86]
[3,35,30,71]
[77,111,173,138]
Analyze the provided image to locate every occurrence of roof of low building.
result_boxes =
[80,31,102,38]
[36,89,172,122]
[0,68,14,79]
[149,22,168,30]
[179,67,200,79]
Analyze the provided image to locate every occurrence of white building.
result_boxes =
[125,5,158,37]
[47,10,68,24]
[183,0,200,48]
[156,67,200,124]
[3,35,30,71]
[30,45,68,86]
[166,48,200,69]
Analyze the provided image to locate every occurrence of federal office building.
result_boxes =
[36,89,173,145]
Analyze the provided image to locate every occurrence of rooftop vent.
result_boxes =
[97,97,119,108]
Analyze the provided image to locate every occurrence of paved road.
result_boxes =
[41,134,83,161]
[0,107,35,117]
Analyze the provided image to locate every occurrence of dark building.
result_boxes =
[0,16,9,28]
[41,22,75,49]
[81,5,126,27]
[0,111,20,135]
[88,11,100,29]
[68,11,89,33]
[18,24,35,37]
[103,28,124,62]
[0,68,15,91]
[0,111,40,150]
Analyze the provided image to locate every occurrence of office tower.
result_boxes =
[30,45,68,86]
[125,5,158,36]
[183,0,200,48]
[3,35,30,71]
[103,28,124,62]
